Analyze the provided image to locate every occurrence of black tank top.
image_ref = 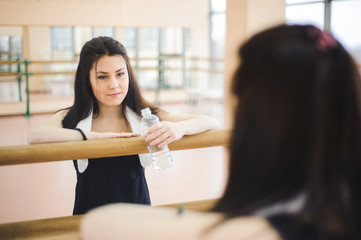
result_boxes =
[73,154,151,215]
[267,214,345,240]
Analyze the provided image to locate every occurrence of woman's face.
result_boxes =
[89,55,129,108]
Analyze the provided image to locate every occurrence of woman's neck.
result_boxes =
[96,104,124,120]
[92,104,131,132]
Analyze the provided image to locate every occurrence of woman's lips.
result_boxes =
[108,92,121,97]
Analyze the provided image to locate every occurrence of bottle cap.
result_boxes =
[141,107,151,116]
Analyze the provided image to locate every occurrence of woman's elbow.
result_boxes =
[27,131,37,144]
[206,116,221,130]
[213,119,221,129]
[27,128,44,144]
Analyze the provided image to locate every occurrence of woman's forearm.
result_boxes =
[145,114,220,148]
[178,115,220,136]
[28,125,140,144]
[27,126,86,144]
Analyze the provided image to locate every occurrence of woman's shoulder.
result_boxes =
[205,215,281,240]
[55,109,69,117]
[36,109,70,128]
[47,109,69,122]
[80,204,281,240]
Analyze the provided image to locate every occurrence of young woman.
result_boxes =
[80,25,361,239]
[28,36,220,215]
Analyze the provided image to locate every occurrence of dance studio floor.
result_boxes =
[0,85,227,224]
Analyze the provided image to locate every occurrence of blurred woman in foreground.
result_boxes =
[81,24,361,240]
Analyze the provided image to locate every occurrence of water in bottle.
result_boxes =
[140,107,173,171]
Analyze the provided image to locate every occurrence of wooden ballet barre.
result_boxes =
[0,71,76,77]
[0,60,23,65]
[29,60,78,64]
[0,72,23,77]
[162,198,219,212]
[190,57,224,62]
[0,129,230,167]
[0,198,219,240]
[0,215,83,240]
[30,71,75,76]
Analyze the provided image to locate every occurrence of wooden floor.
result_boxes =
[0,82,227,225]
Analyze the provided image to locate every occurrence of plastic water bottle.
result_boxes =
[140,107,173,171]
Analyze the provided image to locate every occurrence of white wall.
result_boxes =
[0,0,210,91]
[223,0,285,127]
[0,26,22,36]
[247,0,286,37]
[0,0,209,57]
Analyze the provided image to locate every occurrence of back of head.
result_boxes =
[214,24,361,237]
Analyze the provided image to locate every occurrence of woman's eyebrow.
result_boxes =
[115,68,124,72]
[96,68,124,74]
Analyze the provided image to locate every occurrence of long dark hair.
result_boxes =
[212,25,361,238]
[62,36,156,128]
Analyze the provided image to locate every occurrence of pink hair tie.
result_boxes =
[308,27,337,52]
[317,31,337,51]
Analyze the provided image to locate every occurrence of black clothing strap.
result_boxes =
[74,128,87,140]
[267,214,318,240]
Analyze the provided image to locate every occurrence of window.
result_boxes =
[331,0,361,63]
[121,27,189,90]
[92,27,114,38]
[286,1,324,29]
[208,0,225,96]
[0,36,10,72]
[210,0,226,59]
[0,35,22,72]
[123,28,138,58]
[286,0,361,64]
[286,0,321,4]
[10,36,22,58]
[50,27,74,59]
[73,26,114,56]
[74,26,92,55]
[160,28,183,55]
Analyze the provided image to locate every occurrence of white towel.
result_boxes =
[75,107,152,173]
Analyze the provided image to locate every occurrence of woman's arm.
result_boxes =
[145,110,220,148]
[28,110,139,144]
[80,204,221,240]
[80,204,281,240]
